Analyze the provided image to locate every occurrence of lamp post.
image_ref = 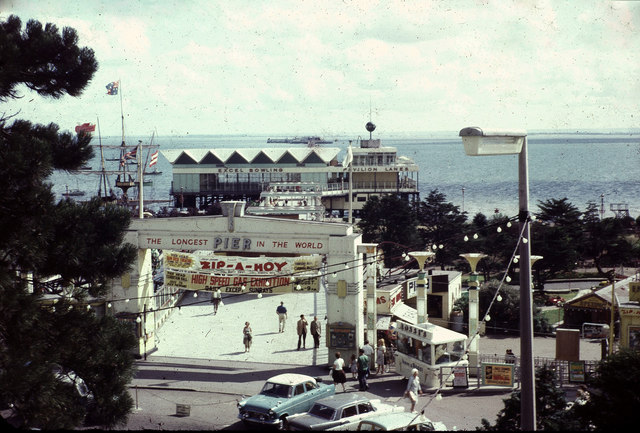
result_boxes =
[459,127,536,431]
[408,251,435,324]
[460,253,487,375]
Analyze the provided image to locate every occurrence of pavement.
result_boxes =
[123,283,604,430]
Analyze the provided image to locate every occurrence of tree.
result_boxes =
[579,349,640,430]
[452,282,551,335]
[416,189,468,268]
[533,198,583,277]
[1,16,137,429]
[479,365,582,431]
[358,195,420,267]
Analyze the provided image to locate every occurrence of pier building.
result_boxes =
[161,136,420,219]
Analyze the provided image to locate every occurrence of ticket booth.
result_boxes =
[394,321,468,389]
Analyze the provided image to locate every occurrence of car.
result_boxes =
[237,373,335,429]
[355,411,448,431]
[285,393,405,431]
[545,295,565,306]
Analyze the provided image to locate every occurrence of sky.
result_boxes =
[2,0,640,137]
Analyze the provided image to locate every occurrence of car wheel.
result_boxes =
[278,416,288,430]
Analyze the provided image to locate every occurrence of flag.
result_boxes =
[149,150,159,167]
[342,144,353,168]
[106,81,119,95]
[75,122,96,133]
[120,147,137,167]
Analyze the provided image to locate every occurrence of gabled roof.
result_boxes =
[162,148,340,165]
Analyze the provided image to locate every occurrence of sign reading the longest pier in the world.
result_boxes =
[163,251,321,294]
[138,233,327,254]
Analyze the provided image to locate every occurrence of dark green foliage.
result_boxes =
[358,195,420,267]
[1,15,136,429]
[453,282,551,335]
[416,189,468,268]
[0,15,98,100]
[479,365,581,431]
[579,349,640,431]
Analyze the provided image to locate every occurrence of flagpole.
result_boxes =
[119,79,125,146]
[348,141,353,224]
[138,140,143,219]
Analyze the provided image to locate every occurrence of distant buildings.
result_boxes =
[162,136,420,220]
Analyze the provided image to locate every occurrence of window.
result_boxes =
[357,403,373,414]
[341,405,357,418]
[304,381,316,390]
[294,384,305,395]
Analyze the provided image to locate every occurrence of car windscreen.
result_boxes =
[260,382,291,398]
[308,403,336,420]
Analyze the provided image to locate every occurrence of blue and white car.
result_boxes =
[237,373,335,429]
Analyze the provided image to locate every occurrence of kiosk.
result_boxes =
[395,321,468,389]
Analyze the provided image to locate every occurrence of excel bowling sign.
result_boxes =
[163,251,321,293]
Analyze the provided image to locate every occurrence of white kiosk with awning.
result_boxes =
[395,321,468,389]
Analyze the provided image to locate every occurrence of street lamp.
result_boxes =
[408,251,435,323]
[460,253,487,375]
[459,127,536,431]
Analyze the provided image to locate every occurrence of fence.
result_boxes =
[434,355,600,390]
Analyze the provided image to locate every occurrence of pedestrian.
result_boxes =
[505,349,516,364]
[243,322,252,352]
[362,339,374,371]
[276,301,288,332]
[357,348,370,391]
[376,338,387,375]
[349,354,358,379]
[211,289,222,315]
[297,314,308,350]
[310,316,321,348]
[404,368,422,412]
[332,352,347,392]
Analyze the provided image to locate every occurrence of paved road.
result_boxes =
[113,284,603,430]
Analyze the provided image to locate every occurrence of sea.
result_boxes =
[50,132,640,220]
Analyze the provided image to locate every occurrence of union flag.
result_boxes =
[106,81,119,95]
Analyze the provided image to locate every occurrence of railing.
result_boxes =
[433,355,600,390]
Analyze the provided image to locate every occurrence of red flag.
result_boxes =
[149,150,159,167]
[75,123,96,133]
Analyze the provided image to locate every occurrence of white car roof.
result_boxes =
[268,373,315,386]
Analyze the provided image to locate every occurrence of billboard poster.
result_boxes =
[569,361,586,383]
[481,363,514,387]
[163,251,321,293]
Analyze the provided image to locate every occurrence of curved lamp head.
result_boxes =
[459,127,527,156]
[459,253,487,273]
[408,251,435,271]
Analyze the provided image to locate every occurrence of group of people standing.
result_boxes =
[331,338,391,393]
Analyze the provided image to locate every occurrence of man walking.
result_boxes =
[310,316,321,348]
[297,314,308,350]
[211,289,222,315]
[357,348,370,391]
[276,301,288,332]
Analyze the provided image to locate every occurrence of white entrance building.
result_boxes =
[109,202,376,362]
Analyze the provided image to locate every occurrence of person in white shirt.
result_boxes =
[404,368,422,412]
[362,339,374,371]
[331,352,347,392]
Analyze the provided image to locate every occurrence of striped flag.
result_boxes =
[149,150,159,167]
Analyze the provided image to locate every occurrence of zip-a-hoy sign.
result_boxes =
[162,252,321,294]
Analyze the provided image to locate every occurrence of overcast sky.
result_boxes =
[3,0,639,137]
